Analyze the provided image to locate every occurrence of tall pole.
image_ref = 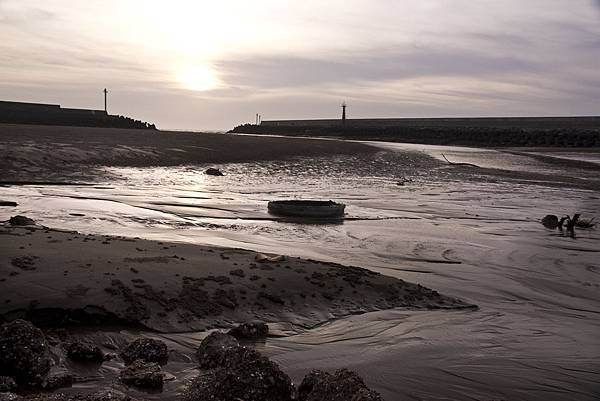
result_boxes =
[341,102,347,127]
[103,88,108,113]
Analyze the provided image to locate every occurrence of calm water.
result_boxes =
[1,143,599,401]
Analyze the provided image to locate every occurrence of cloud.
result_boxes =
[217,46,539,90]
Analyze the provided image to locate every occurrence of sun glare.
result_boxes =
[177,64,220,92]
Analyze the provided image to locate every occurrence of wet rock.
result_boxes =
[120,338,168,365]
[86,389,136,401]
[0,201,18,207]
[297,370,330,401]
[541,214,559,229]
[0,393,20,401]
[0,320,51,386]
[4,390,137,401]
[205,168,224,176]
[227,321,269,340]
[119,360,163,390]
[0,377,17,393]
[298,369,383,401]
[195,332,258,370]
[8,216,35,226]
[66,342,104,363]
[183,354,293,401]
[42,373,73,391]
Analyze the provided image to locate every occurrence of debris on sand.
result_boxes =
[576,217,596,229]
[120,338,168,366]
[542,213,591,231]
[0,320,51,387]
[66,342,104,363]
[541,214,561,229]
[7,216,35,226]
[227,321,269,340]
[205,168,224,176]
[255,253,286,263]
[298,368,383,401]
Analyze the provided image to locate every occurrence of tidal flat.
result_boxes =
[1,125,599,400]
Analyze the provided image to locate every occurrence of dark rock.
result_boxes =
[119,360,163,390]
[0,201,18,207]
[8,216,35,226]
[0,320,51,386]
[205,168,224,176]
[42,373,73,391]
[0,377,16,393]
[120,338,168,365]
[183,354,293,401]
[227,321,269,340]
[297,369,383,401]
[66,342,104,363]
[297,370,331,401]
[195,332,259,370]
[541,214,559,229]
[86,390,136,401]
[4,389,137,401]
[0,393,20,401]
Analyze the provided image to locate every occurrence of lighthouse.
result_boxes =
[341,102,347,126]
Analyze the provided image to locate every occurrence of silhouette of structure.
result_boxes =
[232,113,600,147]
[0,100,156,130]
[103,88,108,113]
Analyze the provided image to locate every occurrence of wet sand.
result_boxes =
[0,123,375,182]
[0,225,472,333]
[1,126,599,400]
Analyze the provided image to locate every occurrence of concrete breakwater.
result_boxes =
[232,116,600,147]
[0,100,155,130]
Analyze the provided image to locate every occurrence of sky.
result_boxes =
[1,0,599,131]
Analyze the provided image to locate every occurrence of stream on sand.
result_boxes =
[1,142,599,401]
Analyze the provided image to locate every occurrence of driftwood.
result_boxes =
[441,154,480,168]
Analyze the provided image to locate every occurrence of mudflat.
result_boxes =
[0,123,375,182]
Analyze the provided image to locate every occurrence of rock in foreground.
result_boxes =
[185,356,293,401]
[119,360,163,390]
[0,389,136,401]
[195,332,251,370]
[120,338,168,365]
[298,369,383,401]
[187,332,293,401]
[0,377,17,393]
[66,342,104,363]
[8,216,35,226]
[0,320,51,386]
[227,321,269,340]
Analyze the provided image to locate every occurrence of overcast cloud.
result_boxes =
[0,0,599,130]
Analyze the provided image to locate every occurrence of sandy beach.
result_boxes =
[1,124,599,400]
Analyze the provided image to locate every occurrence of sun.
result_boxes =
[177,64,221,92]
